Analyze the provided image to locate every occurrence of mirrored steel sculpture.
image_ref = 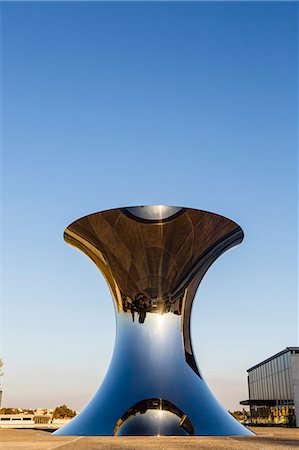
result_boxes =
[54,206,253,436]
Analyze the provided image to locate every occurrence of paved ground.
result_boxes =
[0,427,298,450]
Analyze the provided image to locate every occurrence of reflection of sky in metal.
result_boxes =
[127,205,182,221]
[114,397,195,436]
[117,409,188,436]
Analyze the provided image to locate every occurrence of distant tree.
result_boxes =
[229,410,250,422]
[0,407,21,415]
[53,404,76,419]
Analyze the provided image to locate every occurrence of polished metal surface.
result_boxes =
[54,205,253,436]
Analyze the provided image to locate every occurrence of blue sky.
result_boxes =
[2,2,298,411]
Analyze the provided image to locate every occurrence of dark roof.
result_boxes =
[247,347,299,372]
[240,399,278,406]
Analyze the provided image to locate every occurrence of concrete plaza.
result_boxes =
[0,427,299,450]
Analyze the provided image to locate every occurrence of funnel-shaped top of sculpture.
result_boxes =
[64,206,243,318]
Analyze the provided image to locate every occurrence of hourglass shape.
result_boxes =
[54,206,253,436]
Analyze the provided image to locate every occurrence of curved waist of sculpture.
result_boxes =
[110,311,194,387]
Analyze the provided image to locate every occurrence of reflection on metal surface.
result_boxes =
[54,205,254,437]
[115,398,194,436]
[114,398,194,436]
[125,205,183,221]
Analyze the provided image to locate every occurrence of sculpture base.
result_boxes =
[54,313,253,437]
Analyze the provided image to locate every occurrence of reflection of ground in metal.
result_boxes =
[114,398,194,436]
[54,206,253,437]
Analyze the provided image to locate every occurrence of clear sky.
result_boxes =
[2,2,298,412]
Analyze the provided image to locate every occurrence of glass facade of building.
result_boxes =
[241,348,299,427]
